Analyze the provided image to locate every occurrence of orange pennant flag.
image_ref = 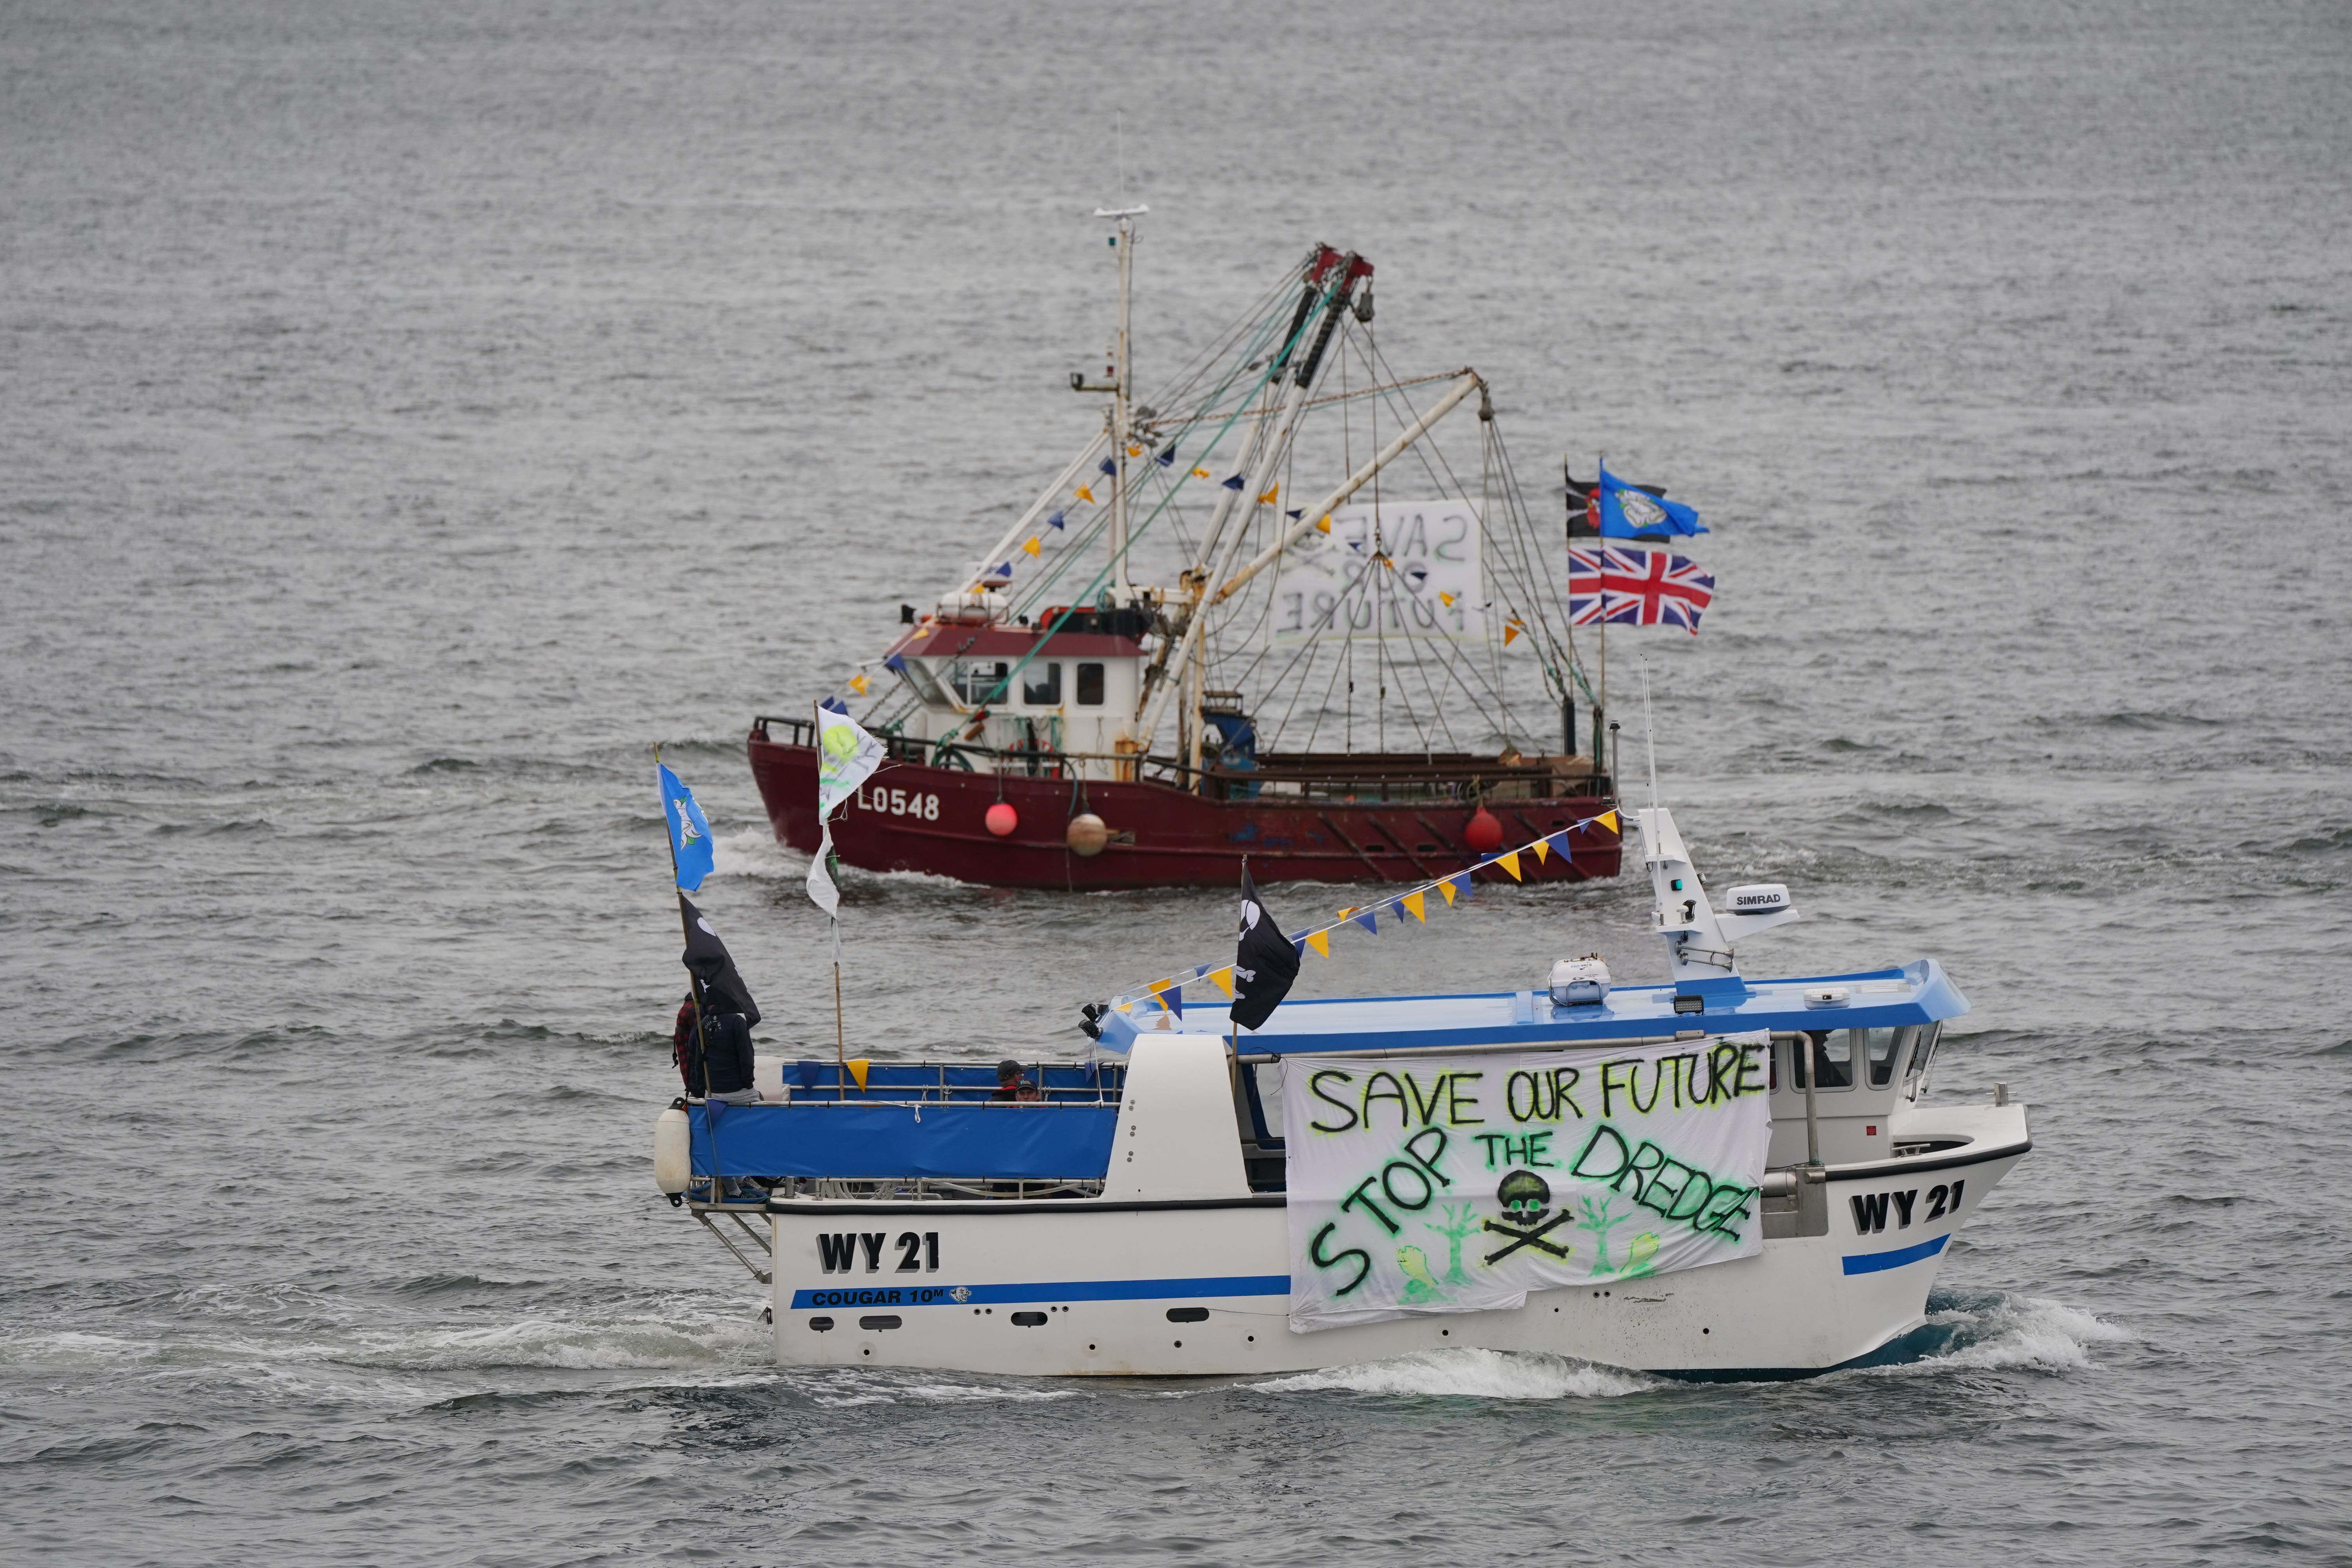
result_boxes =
[1192,466,1212,479]
[1258,486,1278,505]
[1596,809,1620,834]
[1208,965,1235,998]
[1305,929,1330,957]
[1503,619,1524,646]
[1439,591,1457,607]
[845,1058,870,1089]
[1530,836,1550,864]
[1316,515,1332,534]
[848,672,869,696]
[1021,535,1042,557]
[1075,485,1096,504]
[1402,889,1426,922]
[1127,444,1143,457]
[1437,878,1458,907]
[1494,850,1523,881]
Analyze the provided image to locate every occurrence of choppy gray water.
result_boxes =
[5,2,2351,1563]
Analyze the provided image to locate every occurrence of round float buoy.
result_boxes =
[1465,808,1504,853]
[1065,812,1109,857]
[984,801,1018,837]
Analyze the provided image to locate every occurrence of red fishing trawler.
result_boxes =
[749,213,1623,889]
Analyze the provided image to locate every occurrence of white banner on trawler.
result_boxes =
[1271,501,1484,642]
[1280,1035,1772,1332]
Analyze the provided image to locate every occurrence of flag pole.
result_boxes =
[655,743,719,1203]
[1596,453,1608,794]
[817,700,848,1101]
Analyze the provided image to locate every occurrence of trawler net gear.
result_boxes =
[748,223,1623,887]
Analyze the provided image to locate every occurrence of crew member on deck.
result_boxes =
[991,1059,1042,1102]
[670,993,697,1093]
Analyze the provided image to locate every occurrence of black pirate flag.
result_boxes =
[1229,863,1301,1033]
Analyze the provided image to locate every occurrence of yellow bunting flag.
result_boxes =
[1022,535,1042,557]
[848,672,869,696]
[1148,978,1178,1005]
[1208,966,1235,998]
[1192,466,1211,479]
[1402,889,1426,922]
[1305,929,1330,957]
[1530,836,1550,864]
[1597,809,1620,834]
[1316,515,1332,534]
[845,1058,870,1089]
[1114,1000,1134,1013]
[1495,850,1523,881]
[1438,878,1458,906]
[1258,486,1279,505]
[1127,444,1143,457]
[1439,591,1457,608]
[1503,618,1525,646]
[1077,486,1097,504]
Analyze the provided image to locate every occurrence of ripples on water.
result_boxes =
[3,1,2349,1562]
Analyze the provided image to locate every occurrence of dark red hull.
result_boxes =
[747,734,1621,890]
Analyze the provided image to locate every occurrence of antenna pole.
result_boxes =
[1641,657,1660,811]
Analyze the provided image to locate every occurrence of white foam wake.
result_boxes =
[1884,1294,2135,1376]
[1251,1347,1660,1401]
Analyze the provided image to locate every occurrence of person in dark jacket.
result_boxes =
[671,993,698,1094]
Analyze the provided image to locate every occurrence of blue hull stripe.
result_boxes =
[790,1274,1290,1311]
[1841,1233,1950,1275]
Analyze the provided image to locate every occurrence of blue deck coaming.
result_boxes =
[1098,958,1969,1055]
[691,1102,1117,1181]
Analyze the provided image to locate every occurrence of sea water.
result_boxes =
[2,1,2348,1562]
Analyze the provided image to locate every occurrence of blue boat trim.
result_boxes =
[1841,1233,1950,1275]
[791,1274,1291,1311]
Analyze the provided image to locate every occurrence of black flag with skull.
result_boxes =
[1229,862,1301,1033]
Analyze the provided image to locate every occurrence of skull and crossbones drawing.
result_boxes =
[1482,1169,1575,1264]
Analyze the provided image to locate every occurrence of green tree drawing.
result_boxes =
[1578,1194,1633,1276]
[1423,1202,1483,1284]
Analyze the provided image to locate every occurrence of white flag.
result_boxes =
[806,824,840,918]
[807,706,883,918]
[814,706,886,817]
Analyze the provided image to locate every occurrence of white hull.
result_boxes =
[765,1136,2025,1377]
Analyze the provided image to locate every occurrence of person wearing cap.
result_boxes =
[990,1059,1042,1102]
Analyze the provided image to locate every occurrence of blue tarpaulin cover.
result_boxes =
[690,1102,1118,1180]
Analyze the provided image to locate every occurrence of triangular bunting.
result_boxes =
[1438,878,1458,906]
[845,1058,870,1089]
[1257,486,1278,505]
[1305,929,1330,957]
[1503,619,1524,646]
[1547,832,1571,859]
[1316,515,1332,534]
[848,672,869,695]
[1597,809,1620,834]
[1352,908,1379,935]
[1074,485,1096,504]
[1022,536,1042,557]
[1402,889,1426,922]
[1530,836,1550,864]
[1207,965,1235,998]
[1126,444,1142,458]
[1222,474,1246,490]
[1439,591,1457,607]
[1098,457,1117,476]
[1047,510,1066,530]
[1192,466,1212,479]
[1494,851,1523,881]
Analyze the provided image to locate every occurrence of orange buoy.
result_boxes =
[984,802,1018,837]
[1465,808,1503,853]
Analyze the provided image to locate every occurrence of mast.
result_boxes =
[1097,203,1147,601]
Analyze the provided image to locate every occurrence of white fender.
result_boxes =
[653,1106,691,1194]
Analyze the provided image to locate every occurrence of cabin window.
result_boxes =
[1076,662,1106,706]
[1905,1022,1943,1090]
[1790,1031,1854,1091]
[1864,1026,1914,1089]
[1023,662,1062,706]
[950,659,1008,704]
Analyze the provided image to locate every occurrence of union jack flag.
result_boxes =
[1567,546,1715,634]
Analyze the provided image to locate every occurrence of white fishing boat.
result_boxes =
[653,797,2028,1379]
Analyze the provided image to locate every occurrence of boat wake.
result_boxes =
[1250,1347,1661,1401]
[1858,1289,2134,1376]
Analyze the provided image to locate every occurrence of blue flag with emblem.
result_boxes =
[1597,461,1706,538]
[659,762,716,892]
